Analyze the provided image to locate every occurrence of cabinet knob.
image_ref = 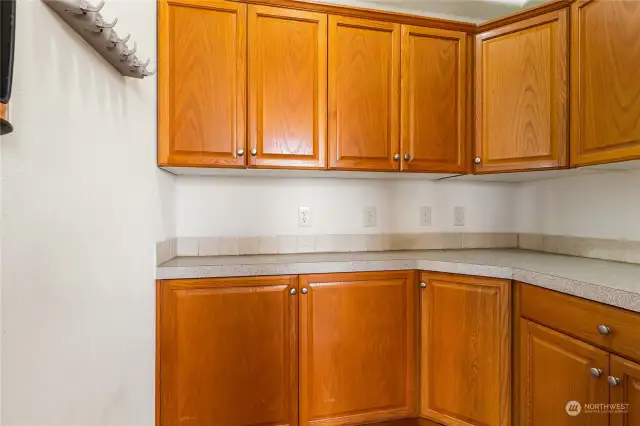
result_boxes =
[420,282,427,289]
[237,148,245,156]
[474,157,481,164]
[597,325,611,335]
[289,288,297,296]
[608,376,621,386]
[404,153,411,161]
[590,367,603,378]
[301,288,308,295]
[250,148,257,156]
[393,153,400,161]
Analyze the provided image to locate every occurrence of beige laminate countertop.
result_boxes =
[157,249,640,313]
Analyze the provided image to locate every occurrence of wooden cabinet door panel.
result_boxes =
[328,16,400,171]
[571,0,640,166]
[420,272,511,426]
[299,271,417,425]
[158,276,298,426]
[248,6,327,169]
[400,26,468,173]
[611,355,640,426]
[519,319,609,426]
[475,10,568,173]
[158,0,246,167]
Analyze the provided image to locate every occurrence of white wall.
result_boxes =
[516,171,640,240]
[1,1,175,425]
[176,177,518,236]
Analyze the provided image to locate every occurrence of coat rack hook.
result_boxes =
[79,0,104,13]
[96,15,118,30]
[120,41,137,59]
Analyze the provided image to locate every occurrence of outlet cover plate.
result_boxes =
[419,206,432,226]
[454,206,465,227]
[298,206,312,227]
[363,206,377,227]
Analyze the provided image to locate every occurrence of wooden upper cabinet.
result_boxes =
[157,276,298,426]
[158,0,246,167]
[299,271,417,425]
[420,272,511,426]
[328,16,400,171]
[610,355,640,426]
[519,319,609,426]
[248,6,327,169]
[571,0,640,166]
[400,26,469,173]
[475,9,568,173]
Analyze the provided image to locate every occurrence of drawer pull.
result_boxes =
[597,324,611,335]
[608,376,621,386]
[590,368,603,378]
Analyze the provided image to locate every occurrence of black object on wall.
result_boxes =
[1,0,16,135]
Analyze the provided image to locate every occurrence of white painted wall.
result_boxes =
[516,171,640,240]
[1,1,175,425]
[176,176,518,236]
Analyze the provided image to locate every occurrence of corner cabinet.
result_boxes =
[570,0,640,166]
[400,26,469,174]
[475,9,569,173]
[248,5,327,169]
[158,0,247,168]
[299,271,417,425]
[157,276,298,426]
[328,16,400,171]
[419,272,511,426]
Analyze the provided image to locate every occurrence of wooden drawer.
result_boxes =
[519,282,640,363]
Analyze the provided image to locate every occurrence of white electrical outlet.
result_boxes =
[454,206,465,227]
[363,206,377,227]
[298,206,312,227]
[419,206,432,226]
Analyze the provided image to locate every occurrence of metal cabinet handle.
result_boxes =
[608,376,621,386]
[301,288,308,295]
[404,153,411,161]
[250,148,257,156]
[597,325,611,335]
[393,153,400,161]
[420,282,427,289]
[590,368,603,378]
[237,148,245,156]
[474,157,481,164]
[289,288,297,296]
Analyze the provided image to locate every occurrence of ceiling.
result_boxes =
[322,0,547,23]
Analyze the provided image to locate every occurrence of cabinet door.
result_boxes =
[328,16,400,171]
[299,271,417,425]
[248,6,327,169]
[570,0,640,166]
[610,355,640,426]
[519,319,609,426]
[158,0,246,167]
[420,272,511,426]
[400,26,469,173]
[475,10,568,173]
[157,276,298,426]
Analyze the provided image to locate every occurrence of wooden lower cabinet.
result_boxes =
[610,355,640,426]
[299,271,417,425]
[419,272,511,426]
[519,319,609,426]
[157,276,298,426]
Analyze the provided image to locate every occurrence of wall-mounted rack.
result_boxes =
[42,0,154,79]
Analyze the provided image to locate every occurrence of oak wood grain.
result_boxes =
[519,319,609,426]
[0,103,7,121]
[248,5,327,169]
[158,0,246,168]
[475,9,569,173]
[299,271,417,426]
[360,418,443,426]
[610,355,640,426]
[234,0,476,33]
[519,282,640,364]
[419,272,511,426]
[477,0,573,33]
[400,26,468,173]
[157,276,298,426]
[570,0,640,166]
[328,16,400,172]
